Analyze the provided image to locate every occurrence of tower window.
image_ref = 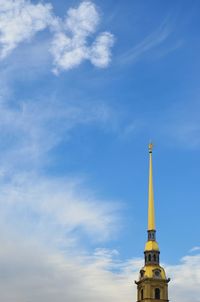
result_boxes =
[153,254,156,262]
[153,269,161,278]
[155,288,160,299]
[141,289,144,300]
[148,254,151,262]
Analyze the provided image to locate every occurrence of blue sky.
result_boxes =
[0,0,200,301]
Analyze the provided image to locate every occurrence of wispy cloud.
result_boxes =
[0,174,120,245]
[118,18,174,65]
[0,1,114,73]
[0,96,114,172]
[189,246,200,253]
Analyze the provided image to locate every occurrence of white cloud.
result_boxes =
[0,238,136,302]
[90,32,114,68]
[50,31,88,72]
[0,0,114,72]
[0,174,119,245]
[166,254,200,302]
[0,0,53,59]
[50,1,114,73]
[0,212,200,302]
[66,1,99,35]
[0,169,126,302]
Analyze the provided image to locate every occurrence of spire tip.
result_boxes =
[149,143,153,153]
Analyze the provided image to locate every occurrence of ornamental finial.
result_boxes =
[149,143,153,153]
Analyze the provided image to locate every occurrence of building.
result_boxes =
[135,144,170,302]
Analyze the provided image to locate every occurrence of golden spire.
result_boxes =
[148,143,155,231]
[145,143,159,251]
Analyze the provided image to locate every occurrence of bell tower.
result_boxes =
[135,144,170,302]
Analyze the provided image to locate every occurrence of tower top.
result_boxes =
[149,143,153,153]
[148,143,155,231]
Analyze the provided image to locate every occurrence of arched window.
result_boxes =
[153,254,156,262]
[155,288,160,299]
[141,289,144,300]
[148,254,151,262]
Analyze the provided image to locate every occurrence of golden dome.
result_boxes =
[140,265,166,280]
[145,240,159,251]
